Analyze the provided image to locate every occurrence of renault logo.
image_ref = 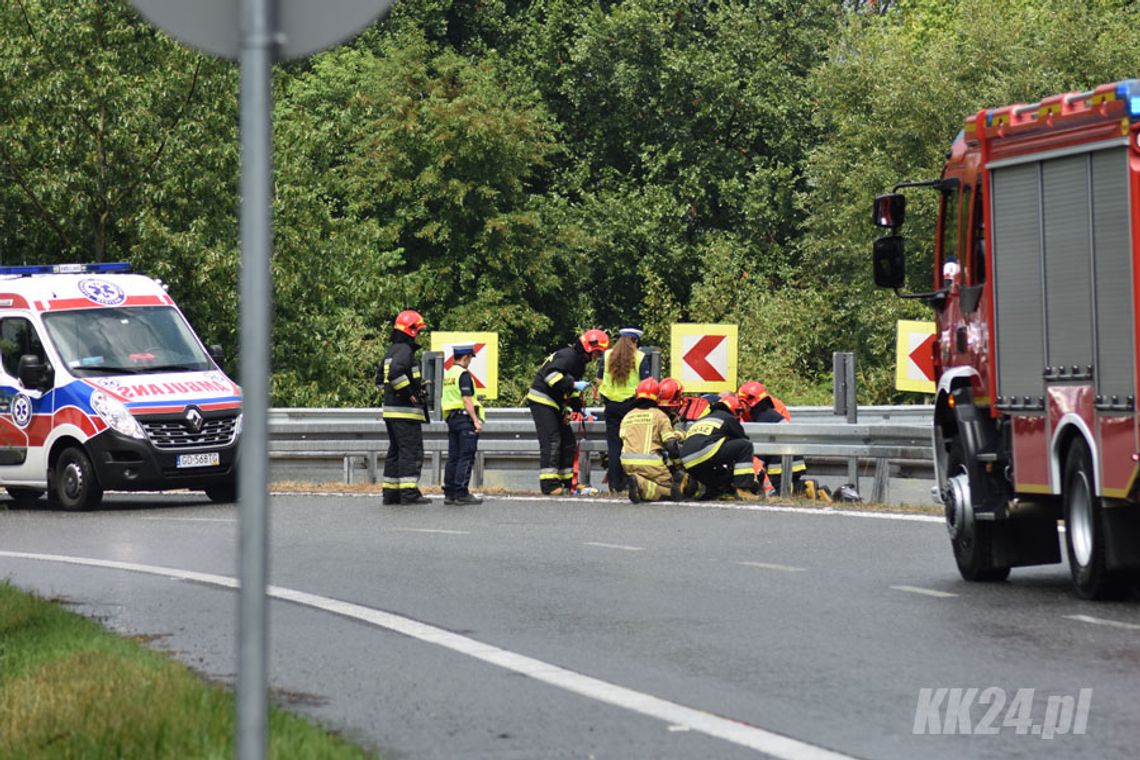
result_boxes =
[184,407,204,432]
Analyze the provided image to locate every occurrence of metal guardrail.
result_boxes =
[268,406,934,502]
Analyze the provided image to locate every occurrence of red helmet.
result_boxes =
[717,392,743,416]
[635,377,659,401]
[394,309,426,337]
[579,328,610,354]
[737,381,769,407]
[658,377,684,408]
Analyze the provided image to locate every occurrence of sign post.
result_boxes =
[126,2,394,758]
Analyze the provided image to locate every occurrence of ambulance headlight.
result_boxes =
[90,390,145,440]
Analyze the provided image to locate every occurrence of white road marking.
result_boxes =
[1064,614,1140,631]
[0,550,857,760]
[268,490,945,523]
[738,561,806,573]
[584,541,644,552]
[667,724,691,732]
[141,517,237,523]
[890,585,958,598]
[387,527,470,535]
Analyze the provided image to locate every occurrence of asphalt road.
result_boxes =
[1,492,1138,760]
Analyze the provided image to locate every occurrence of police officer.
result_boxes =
[680,392,759,500]
[378,310,430,505]
[442,345,483,505]
[527,329,610,494]
[597,327,652,493]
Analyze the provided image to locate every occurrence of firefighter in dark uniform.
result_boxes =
[680,392,759,500]
[738,381,806,493]
[378,310,430,505]
[526,329,610,494]
[442,344,484,505]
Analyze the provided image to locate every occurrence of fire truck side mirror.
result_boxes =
[872,235,907,289]
[872,193,906,228]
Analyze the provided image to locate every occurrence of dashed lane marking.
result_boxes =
[387,527,470,535]
[584,541,644,552]
[140,517,237,523]
[0,550,859,760]
[738,561,806,573]
[890,585,958,598]
[1064,614,1140,631]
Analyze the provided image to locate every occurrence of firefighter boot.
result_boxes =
[628,477,642,504]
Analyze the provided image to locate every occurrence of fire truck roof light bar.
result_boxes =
[0,262,132,277]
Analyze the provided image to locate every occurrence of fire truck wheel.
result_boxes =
[51,446,104,512]
[1063,437,1129,600]
[947,436,1010,582]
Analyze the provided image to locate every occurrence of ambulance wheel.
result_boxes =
[946,435,1009,582]
[51,446,103,511]
[205,482,237,503]
[1063,437,1129,600]
[6,487,44,504]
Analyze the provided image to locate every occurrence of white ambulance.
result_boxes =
[0,263,241,509]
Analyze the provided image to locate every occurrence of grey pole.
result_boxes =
[238,0,273,758]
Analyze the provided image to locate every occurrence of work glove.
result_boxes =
[573,380,590,392]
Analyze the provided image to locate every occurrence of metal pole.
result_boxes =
[238,0,273,758]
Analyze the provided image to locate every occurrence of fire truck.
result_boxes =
[872,80,1140,599]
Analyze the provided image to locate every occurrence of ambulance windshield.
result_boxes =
[42,306,213,376]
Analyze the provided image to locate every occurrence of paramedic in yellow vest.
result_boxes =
[597,327,652,493]
[619,377,685,503]
[442,345,484,505]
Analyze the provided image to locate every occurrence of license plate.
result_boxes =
[177,452,220,468]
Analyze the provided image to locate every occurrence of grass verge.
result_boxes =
[0,581,375,760]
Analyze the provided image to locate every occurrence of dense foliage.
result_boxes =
[3,0,1140,405]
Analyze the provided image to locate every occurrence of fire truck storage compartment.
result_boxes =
[990,145,1134,408]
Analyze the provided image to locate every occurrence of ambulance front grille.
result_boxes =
[141,417,238,450]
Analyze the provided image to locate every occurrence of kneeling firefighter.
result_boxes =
[738,381,806,494]
[526,329,610,494]
[618,378,685,503]
[680,392,759,500]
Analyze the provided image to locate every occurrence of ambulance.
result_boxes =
[0,262,241,510]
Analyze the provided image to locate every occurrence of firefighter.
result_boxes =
[597,327,652,493]
[527,329,610,494]
[619,378,684,503]
[378,309,430,505]
[738,381,807,494]
[441,345,484,506]
[679,392,758,500]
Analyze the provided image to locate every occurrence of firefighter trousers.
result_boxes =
[383,418,425,503]
[685,439,756,499]
[622,462,674,502]
[528,401,576,493]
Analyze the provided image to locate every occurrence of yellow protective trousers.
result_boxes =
[622,462,674,502]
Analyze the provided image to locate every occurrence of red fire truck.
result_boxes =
[873,80,1140,599]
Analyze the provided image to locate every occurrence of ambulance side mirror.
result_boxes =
[872,235,907,289]
[17,354,52,391]
[208,344,225,366]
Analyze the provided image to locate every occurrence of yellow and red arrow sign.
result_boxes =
[895,320,936,393]
[431,331,499,399]
[670,323,738,393]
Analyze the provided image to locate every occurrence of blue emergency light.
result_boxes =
[1115,80,1140,118]
[0,262,132,277]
